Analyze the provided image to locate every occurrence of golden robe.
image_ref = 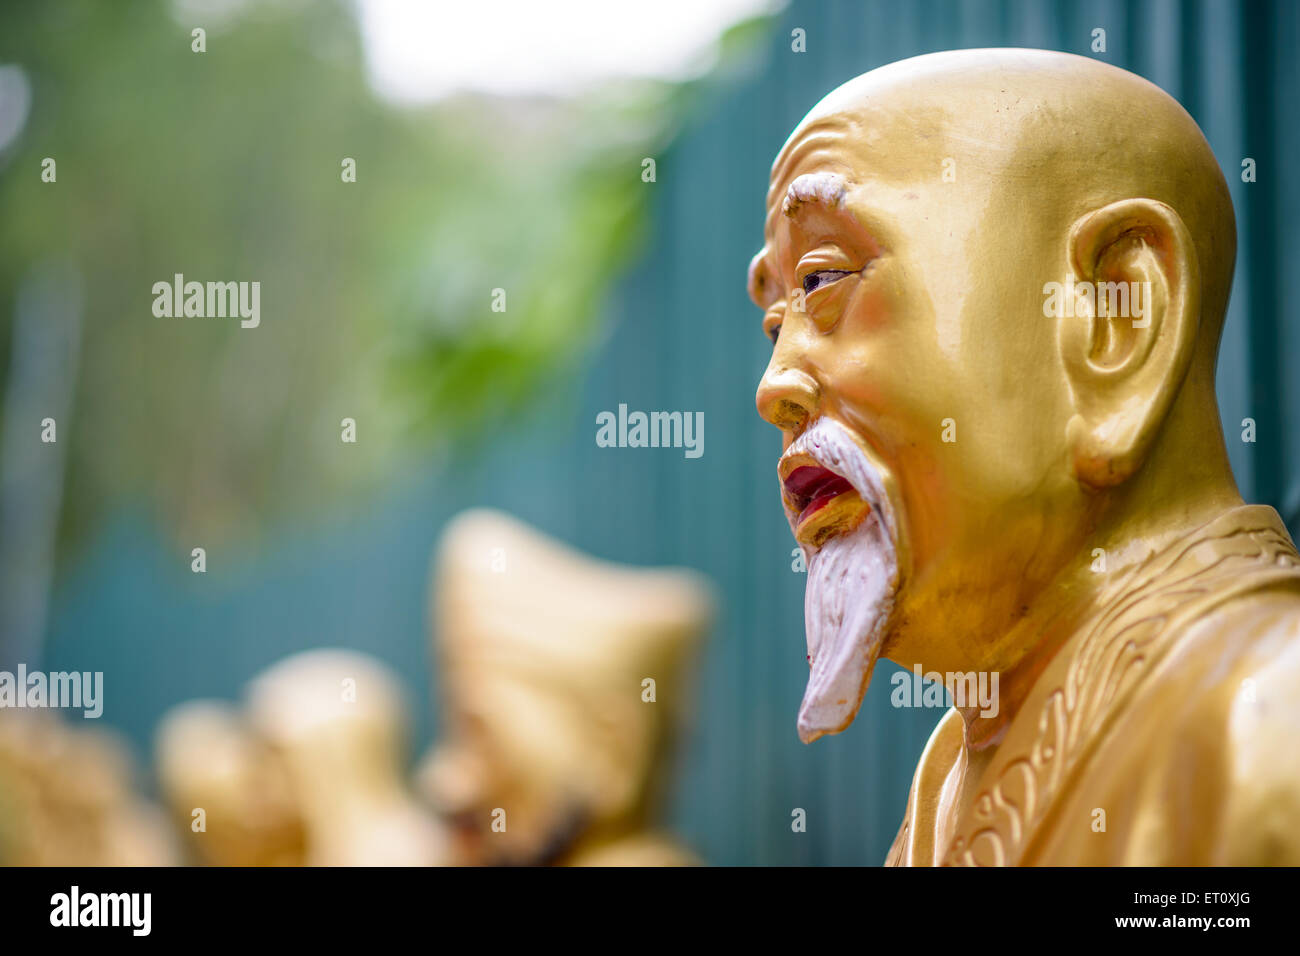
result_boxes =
[887,505,1300,866]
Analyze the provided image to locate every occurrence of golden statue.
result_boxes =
[0,712,176,865]
[245,650,448,866]
[419,509,711,866]
[155,700,306,866]
[749,48,1300,865]
[157,649,447,866]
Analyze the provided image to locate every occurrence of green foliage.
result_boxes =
[0,0,704,550]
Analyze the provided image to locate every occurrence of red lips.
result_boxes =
[784,465,854,524]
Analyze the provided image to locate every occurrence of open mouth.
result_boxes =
[781,458,870,548]
[785,465,853,521]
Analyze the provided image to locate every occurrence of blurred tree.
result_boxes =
[0,0,761,558]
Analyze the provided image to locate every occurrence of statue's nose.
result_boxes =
[756,363,820,432]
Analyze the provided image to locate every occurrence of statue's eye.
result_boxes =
[767,323,782,345]
[802,269,854,296]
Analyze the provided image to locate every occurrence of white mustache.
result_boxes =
[783,419,901,743]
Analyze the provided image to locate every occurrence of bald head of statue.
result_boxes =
[751,49,1245,743]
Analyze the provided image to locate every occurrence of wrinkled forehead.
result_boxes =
[763,114,861,239]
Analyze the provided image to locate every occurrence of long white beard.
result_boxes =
[787,419,900,743]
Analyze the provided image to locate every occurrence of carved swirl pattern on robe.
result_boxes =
[942,523,1299,866]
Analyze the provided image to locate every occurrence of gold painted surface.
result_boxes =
[0,712,177,866]
[154,700,305,867]
[751,49,1300,865]
[420,509,711,866]
[156,650,447,866]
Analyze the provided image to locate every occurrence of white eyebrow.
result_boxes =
[782,172,848,216]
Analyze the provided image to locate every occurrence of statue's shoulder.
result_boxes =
[1178,581,1300,695]
[1043,585,1300,864]
[1147,509,1300,731]
[1154,587,1300,863]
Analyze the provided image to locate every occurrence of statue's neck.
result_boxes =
[958,480,1247,752]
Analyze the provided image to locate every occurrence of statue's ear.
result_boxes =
[1059,198,1200,489]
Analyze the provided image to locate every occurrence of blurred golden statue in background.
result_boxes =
[157,649,447,866]
[152,511,711,868]
[419,509,711,866]
[0,712,176,865]
[246,651,448,866]
[751,49,1300,865]
[155,700,305,866]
